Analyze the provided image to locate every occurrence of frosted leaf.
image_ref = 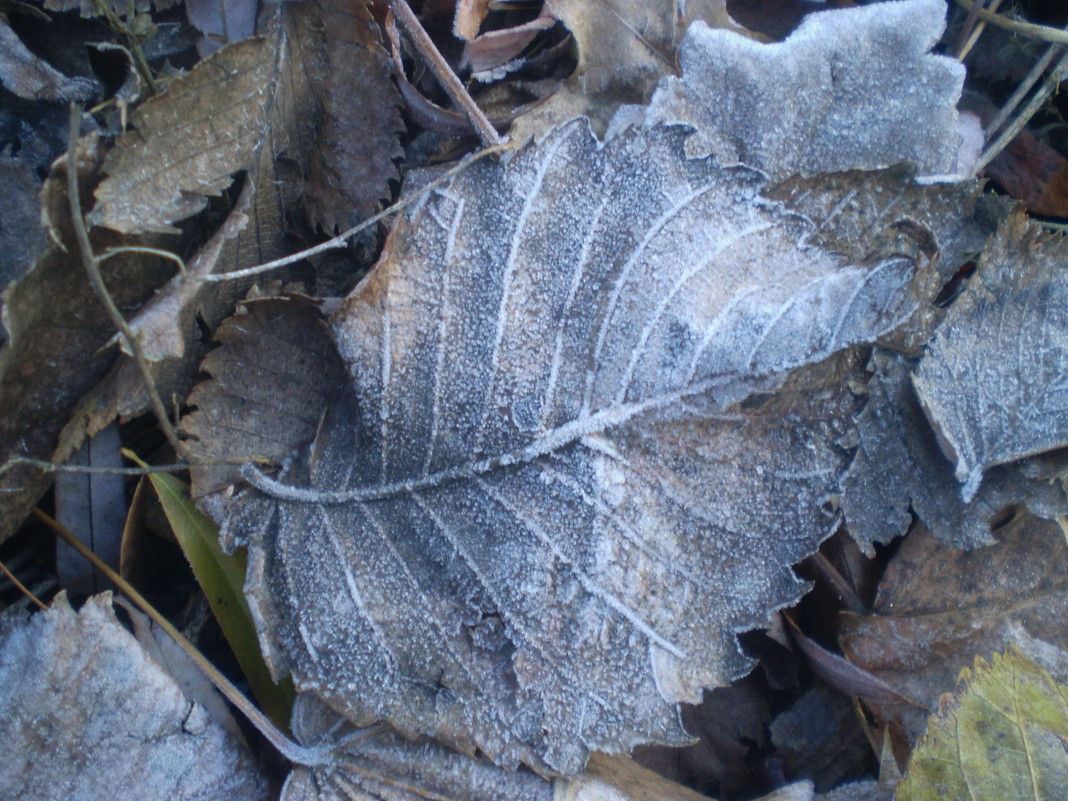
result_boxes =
[281,694,553,801]
[0,594,268,801]
[913,213,1068,501]
[220,119,956,775]
[643,0,969,178]
[841,351,1068,551]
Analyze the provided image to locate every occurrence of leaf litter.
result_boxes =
[3,0,1068,797]
[183,0,1060,779]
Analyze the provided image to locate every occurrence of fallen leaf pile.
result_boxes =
[1,0,1067,798]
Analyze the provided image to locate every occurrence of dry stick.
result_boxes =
[983,40,1065,139]
[0,556,48,610]
[957,0,1005,60]
[200,143,509,284]
[0,456,191,477]
[954,0,1068,45]
[33,508,328,766]
[953,0,986,58]
[388,0,503,148]
[974,48,1068,174]
[66,103,186,459]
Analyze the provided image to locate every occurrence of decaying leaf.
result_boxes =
[209,111,976,775]
[296,0,404,234]
[90,37,277,234]
[282,694,553,801]
[0,138,173,540]
[913,212,1068,501]
[511,0,751,141]
[839,512,1068,754]
[841,351,1068,550]
[0,594,268,801]
[183,296,347,493]
[897,648,1068,801]
[644,0,970,178]
[91,0,402,236]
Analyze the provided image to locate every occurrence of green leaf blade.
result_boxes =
[132,455,294,729]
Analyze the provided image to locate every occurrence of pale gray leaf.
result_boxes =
[912,212,1068,501]
[282,694,553,801]
[842,351,1068,550]
[643,0,968,178]
[0,594,268,801]
[218,116,957,776]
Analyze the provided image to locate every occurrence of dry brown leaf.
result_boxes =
[92,0,401,236]
[0,593,268,801]
[509,0,685,140]
[839,512,1068,757]
[913,212,1068,501]
[183,296,347,493]
[0,137,174,540]
[205,108,979,774]
[90,37,276,234]
[298,0,404,234]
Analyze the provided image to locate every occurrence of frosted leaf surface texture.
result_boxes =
[224,119,950,775]
[913,213,1068,501]
[0,594,268,801]
[643,0,967,178]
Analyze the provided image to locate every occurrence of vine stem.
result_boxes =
[65,103,186,459]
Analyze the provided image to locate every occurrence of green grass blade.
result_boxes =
[125,451,295,729]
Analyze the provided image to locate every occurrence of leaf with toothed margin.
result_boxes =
[204,114,976,777]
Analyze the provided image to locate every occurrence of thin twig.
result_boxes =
[0,557,48,610]
[66,103,186,458]
[199,143,510,284]
[974,48,1068,173]
[388,0,503,147]
[953,0,986,58]
[954,0,1068,44]
[0,456,191,477]
[33,508,329,767]
[97,245,188,277]
[957,0,1005,60]
[984,42,1064,141]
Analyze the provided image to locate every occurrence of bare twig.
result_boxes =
[0,557,48,610]
[199,143,510,284]
[956,0,1005,60]
[0,456,191,477]
[97,245,188,277]
[388,0,503,147]
[974,48,1068,174]
[33,508,329,766]
[983,41,1065,139]
[954,0,1068,44]
[66,103,186,458]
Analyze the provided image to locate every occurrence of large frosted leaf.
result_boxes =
[217,118,964,776]
[643,0,969,178]
[913,212,1068,501]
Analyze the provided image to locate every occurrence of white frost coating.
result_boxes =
[644,0,967,178]
[235,112,965,775]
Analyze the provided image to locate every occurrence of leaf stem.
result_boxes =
[199,143,510,284]
[954,0,1068,44]
[66,103,186,459]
